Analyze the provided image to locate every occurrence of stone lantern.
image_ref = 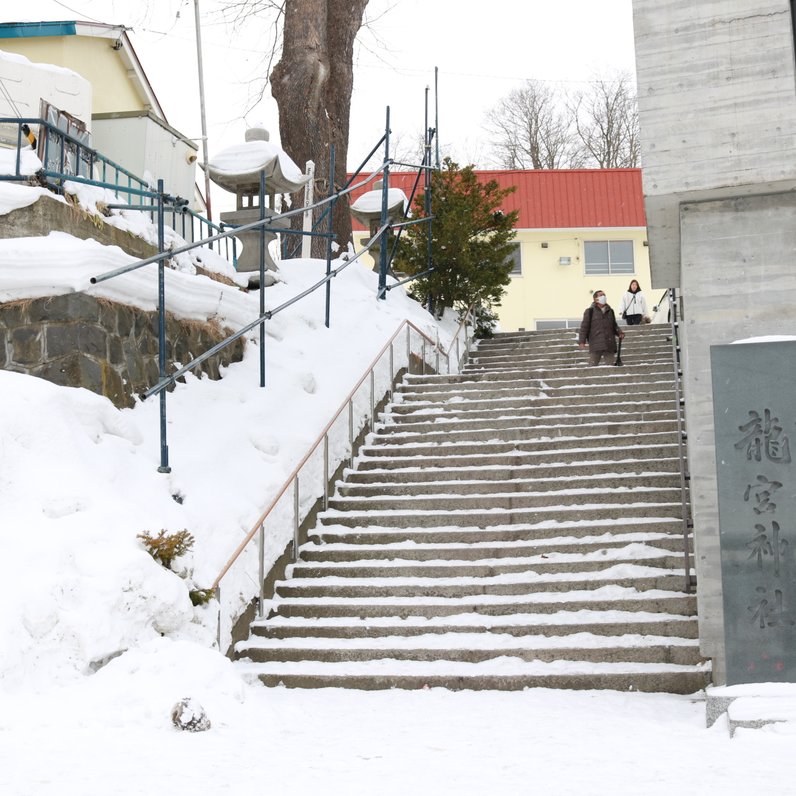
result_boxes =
[208,127,308,287]
[350,181,407,273]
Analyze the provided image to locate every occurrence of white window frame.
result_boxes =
[535,319,581,330]
[507,242,522,276]
[584,240,635,275]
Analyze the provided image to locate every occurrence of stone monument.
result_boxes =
[350,180,407,273]
[208,127,308,287]
[711,340,796,685]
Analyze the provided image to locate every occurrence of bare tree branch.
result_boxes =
[569,72,640,168]
[484,80,583,169]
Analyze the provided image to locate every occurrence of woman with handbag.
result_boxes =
[618,279,649,325]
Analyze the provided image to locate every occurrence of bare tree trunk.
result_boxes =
[270,0,368,257]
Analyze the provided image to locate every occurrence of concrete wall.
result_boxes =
[678,192,796,681]
[632,0,796,681]
[632,0,796,287]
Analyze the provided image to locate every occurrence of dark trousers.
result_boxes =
[588,349,614,366]
[625,314,643,325]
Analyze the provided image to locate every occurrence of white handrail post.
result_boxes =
[348,397,354,466]
[301,160,315,259]
[406,325,411,374]
[323,433,329,511]
[257,522,265,617]
[293,475,300,559]
[216,585,222,651]
[369,369,375,429]
[389,341,394,399]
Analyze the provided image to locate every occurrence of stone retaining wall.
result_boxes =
[0,192,159,260]
[0,293,245,408]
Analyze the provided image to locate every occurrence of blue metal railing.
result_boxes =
[83,106,439,473]
[2,105,439,473]
[0,116,238,264]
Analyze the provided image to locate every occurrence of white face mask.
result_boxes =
[597,295,607,305]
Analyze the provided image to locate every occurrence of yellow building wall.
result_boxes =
[0,37,146,115]
[353,226,652,331]
[496,227,652,331]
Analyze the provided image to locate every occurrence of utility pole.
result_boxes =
[194,0,212,220]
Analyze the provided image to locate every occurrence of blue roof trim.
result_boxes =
[0,22,78,39]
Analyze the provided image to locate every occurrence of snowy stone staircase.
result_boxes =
[236,324,710,692]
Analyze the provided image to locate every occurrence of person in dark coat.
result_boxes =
[578,289,624,366]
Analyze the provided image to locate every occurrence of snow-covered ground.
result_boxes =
[3,673,795,796]
[1,154,795,795]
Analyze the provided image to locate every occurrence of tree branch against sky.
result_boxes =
[485,80,581,169]
[569,72,640,168]
[485,72,639,170]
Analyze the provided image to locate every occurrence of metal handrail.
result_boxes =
[139,223,392,400]
[211,310,474,648]
[0,116,238,262]
[0,115,149,194]
[668,287,694,593]
[89,169,388,285]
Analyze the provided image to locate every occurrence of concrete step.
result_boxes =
[345,459,682,484]
[338,471,681,496]
[359,433,680,460]
[327,487,682,513]
[394,383,676,408]
[235,660,710,694]
[290,549,687,579]
[388,390,677,415]
[318,501,683,529]
[397,370,674,395]
[370,418,679,446]
[380,408,677,434]
[441,362,674,379]
[298,532,692,562]
[313,516,684,541]
[478,326,671,349]
[273,568,690,600]
[466,341,673,360]
[266,587,699,619]
[467,337,673,355]
[463,354,674,372]
[249,609,699,639]
[355,442,681,471]
[238,633,703,665]
[384,400,677,425]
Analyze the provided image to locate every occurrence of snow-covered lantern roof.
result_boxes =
[350,181,407,228]
[207,126,309,199]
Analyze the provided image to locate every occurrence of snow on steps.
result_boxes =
[234,326,709,693]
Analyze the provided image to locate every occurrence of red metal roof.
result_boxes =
[347,168,646,231]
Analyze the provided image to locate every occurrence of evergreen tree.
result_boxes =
[395,159,518,316]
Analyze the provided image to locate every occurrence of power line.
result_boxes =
[356,62,634,87]
[50,0,105,22]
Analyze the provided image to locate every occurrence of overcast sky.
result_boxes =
[6,0,637,199]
